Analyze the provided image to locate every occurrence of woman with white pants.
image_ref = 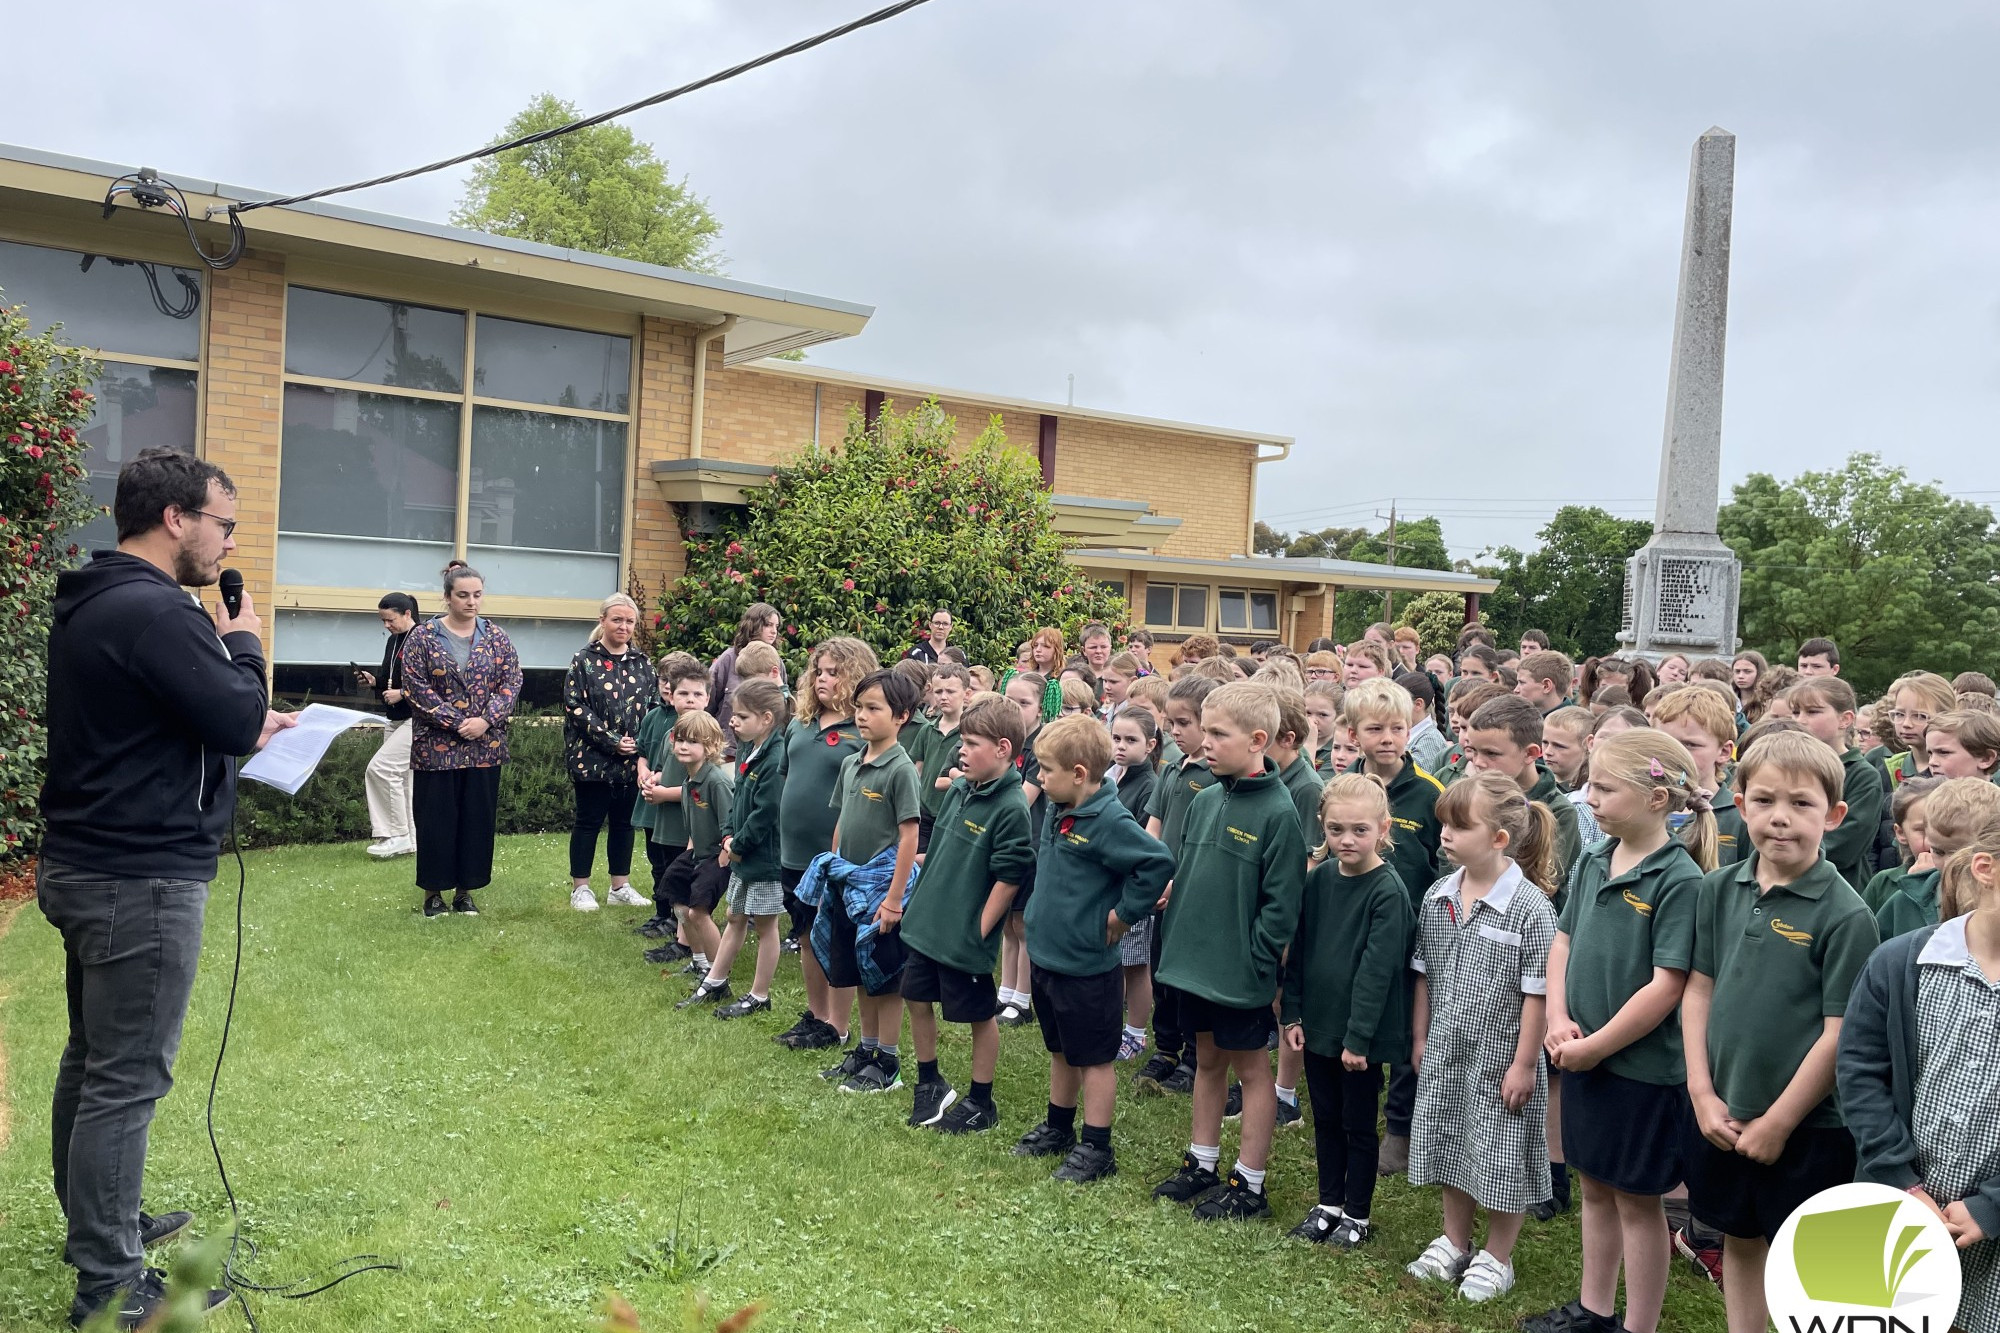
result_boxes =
[357,592,419,857]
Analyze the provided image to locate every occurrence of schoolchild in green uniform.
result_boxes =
[636,655,706,950]
[997,671,1051,1027]
[1462,694,1583,901]
[658,710,733,989]
[1860,777,1938,913]
[1877,778,2000,940]
[1134,673,1220,1093]
[1654,685,1746,867]
[910,662,971,852]
[687,679,788,1019]
[1265,685,1324,1127]
[1786,677,1887,890]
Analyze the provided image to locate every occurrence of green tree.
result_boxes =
[1331,515,1452,642]
[1479,506,1654,657]
[0,298,100,857]
[656,400,1126,670]
[1398,589,1468,658]
[451,94,724,274]
[1718,453,2000,697]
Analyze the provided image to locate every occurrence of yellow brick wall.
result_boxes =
[199,250,286,660]
[630,316,698,599]
[1053,417,1253,560]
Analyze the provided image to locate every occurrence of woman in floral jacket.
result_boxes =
[403,561,522,918]
[564,593,658,912]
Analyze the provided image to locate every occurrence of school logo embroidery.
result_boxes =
[1622,890,1654,917]
[962,818,988,838]
[1772,918,1813,946]
[1226,825,1258,847]
[1766,1182,1959,1330]
[860,787,884,803]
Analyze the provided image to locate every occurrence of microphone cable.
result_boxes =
[203,761,401,1331]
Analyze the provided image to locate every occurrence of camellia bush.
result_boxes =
[1399,588,1475,659]
[0,300,99,857]
[657,399,1127,670]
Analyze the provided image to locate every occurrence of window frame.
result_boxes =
[1217,584,1281,633]
[1142,580,1213,632]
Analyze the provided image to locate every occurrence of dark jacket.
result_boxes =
[40,552,268,881]
[1023,782,1174,977]
[726,733,786,883]
[376,629,412,722]
[1281,861,1414,1063]
[1839,920,2000,1240]
[562,642,657,785]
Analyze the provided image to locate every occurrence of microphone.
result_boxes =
[219,568,244,619]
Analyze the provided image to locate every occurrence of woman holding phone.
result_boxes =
[356,591,420,858]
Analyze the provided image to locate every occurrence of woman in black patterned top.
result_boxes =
[564,593,659,911]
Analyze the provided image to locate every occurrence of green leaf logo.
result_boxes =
[1793,1202,1932,1308]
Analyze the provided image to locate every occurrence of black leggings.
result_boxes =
[413,765,502,894]
[570,780,636,880]
[1304,1053,1385,1218]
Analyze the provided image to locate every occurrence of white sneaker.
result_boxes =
[570,886,600,912]
[367,836,413,859]
[606,884,649,907]
[1406,1233,1472,1285]
[1457,1249,1515,1302]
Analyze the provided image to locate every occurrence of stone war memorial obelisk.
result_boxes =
[1619,127,1742,661]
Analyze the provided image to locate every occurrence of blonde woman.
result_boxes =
[564,592,658,910]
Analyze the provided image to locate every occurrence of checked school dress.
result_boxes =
[1913,921,2000,1333]
[1409,861,1557,1214]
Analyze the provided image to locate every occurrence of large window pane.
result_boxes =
[469,404,624,572]
[473,315,630,412]
[1144,584,1174,627]
[70,362,199,553]
[1218,589,1247,630]
[1177,586,1208,630]
[0,239,202,360]
[279,384,459,587]
[1250,592,1278,632]
[285,287,464,392]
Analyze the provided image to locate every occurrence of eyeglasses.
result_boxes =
[1889,710,1934,726]
[184,508,238,539]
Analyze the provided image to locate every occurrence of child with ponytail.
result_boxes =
[1404,771,1560,1305]
[1526,731,1709,1333]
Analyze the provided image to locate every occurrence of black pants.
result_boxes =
[645,839,677,917]
[1305,1053,1385,1217]
[414,766,502,894]
[1384,1062,1416,1138]
[569,780,636,879]
[1149,917,1192,1065]
[38,861,207,1304]
[781,866,813,938]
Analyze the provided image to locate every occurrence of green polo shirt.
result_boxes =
[830,743,921,863]
[1277,753,1326,846]
[1825,747,1886,890]
[911,718,965,819]
[1691,854,1880,1126]
[779,716,861,869]
[1861,863,1910,915]
[682,762,734,859]
[901,768,1034,974]
[1711,775,1746,866]
[1160,737,1185,771]
[1875,867,1941,942]
[630,701,676,832]
[1558,838,1701,1085]
[645,740,691,848]
[1146,754,1218,860]
[898,715,928,757]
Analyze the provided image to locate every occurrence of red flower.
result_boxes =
[826,731,843,747]
[841,578,855,591]
[1058,816,1076,837]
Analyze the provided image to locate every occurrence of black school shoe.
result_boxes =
[637,917,672,938]
[1133,1052,1179,1091]
[644,942,690,964]
[779,1015,842,1050]
[422,892,447,918]
[1157,1062,1196,1095]
[451,892,478,915]
[1287,1205,1341,1244]
[1151,1153,1222,1203]
[908,1081,958,1128]
[935,1098,1000,1134]
[1052,1142,1116,1184]
[1223,1083,1243,1120]
[71,1269,229,1330]
[1274,1096,1303,1130]
[1011,1121,1077,1158]
[1520,1300,1625,1333]
[996,1004,1035,1028]
[714,994,771,1020]
[139,1210,193,1248]
[1191,1172,1271,1222]
[675,981,730,1011]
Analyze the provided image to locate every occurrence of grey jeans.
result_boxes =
[37,860,208,1301]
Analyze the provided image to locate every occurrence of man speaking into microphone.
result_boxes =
[38,447,296,1329]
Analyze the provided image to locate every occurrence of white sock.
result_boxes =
[748,991,769,1002]
[1311,1203,1344,1220]
[1124,1024,1146,1041]
[1276,1085,1298,1107]
[1006,988,1027,1008]
[1234,1161,1267,1194]
[1190,1143,1221,1172]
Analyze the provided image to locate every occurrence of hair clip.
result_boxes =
[1648,757,1667,779]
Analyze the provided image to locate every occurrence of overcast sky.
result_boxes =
[11,0,2000,558]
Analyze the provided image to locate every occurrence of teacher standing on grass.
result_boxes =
[563,593,657,912]
[402,560,521,920]
[38,447,296,1329]
[355,591,420,859]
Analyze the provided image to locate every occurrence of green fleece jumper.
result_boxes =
[1156,765,1309,1008]
[1277,753,1326,845]
[901,768,1033,975]
[1023,782,1174,977]
[1876,868,1941,942]
[1351,756,1444,907]
[724,733,785,884]
[1826,746,1887,890]
[1528,763,1584,904]
[1280,861,1413,1063]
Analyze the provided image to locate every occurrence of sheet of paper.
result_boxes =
[240,703,386,796]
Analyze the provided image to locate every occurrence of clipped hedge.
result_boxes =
[233,720,576,849]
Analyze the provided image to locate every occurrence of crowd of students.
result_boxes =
[553,608,2000,1333]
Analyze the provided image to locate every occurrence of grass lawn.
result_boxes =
[0,835,1728,1332]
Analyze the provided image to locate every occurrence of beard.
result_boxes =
[172,537,219,588]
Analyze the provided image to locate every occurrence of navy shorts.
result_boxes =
[1685,1123,1856,1242]
[662,854,727,912]
[1030,964,1122,1067]
[819,898,907,997]
[1180,992,1274,1053]
[1561,1066,1689,1196]
[901,948,998,1024]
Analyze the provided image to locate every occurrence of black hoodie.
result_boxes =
[40,552,270,881]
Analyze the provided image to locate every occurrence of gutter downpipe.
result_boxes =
[689,315,739,461]
[1248,439,1293,556]
[1286,581,1329,651]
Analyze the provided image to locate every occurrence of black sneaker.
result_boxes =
[781,935,802,954]
[840,1055,902,1094]
[1012,1121,1077,1158]
[1520,1300,1622,1333]
[1133,1052,1179,1091]
[1287,1205,1341,1244]
[785,1017,843,1051]
[1329,1215,1372,1249]
[1274,1096,1303,1130]
[644,942,688,964]
[714,994,771,1020]
[637,917,672,938]
[1157,1062,1196,1095]
[1223,1083,1243,1120]
[820,1046,870,1081]
[138,1210,192,1248]
[1192,1172,1271,1221]
[422,892,447,918]
[1052,1141,1117,1184]
[71,1268,229,1330]
[675,981,730,1011]
[1151,1153,1222,1202]
[935,1098,1000,1134]
[773,1010,816,1044]
[908,1081,958,1128]
[451,892,478,915]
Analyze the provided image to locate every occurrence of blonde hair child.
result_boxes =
[1925,709,2000,781]
[1405,770,1560,1302]
[1889,671,1962,785]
